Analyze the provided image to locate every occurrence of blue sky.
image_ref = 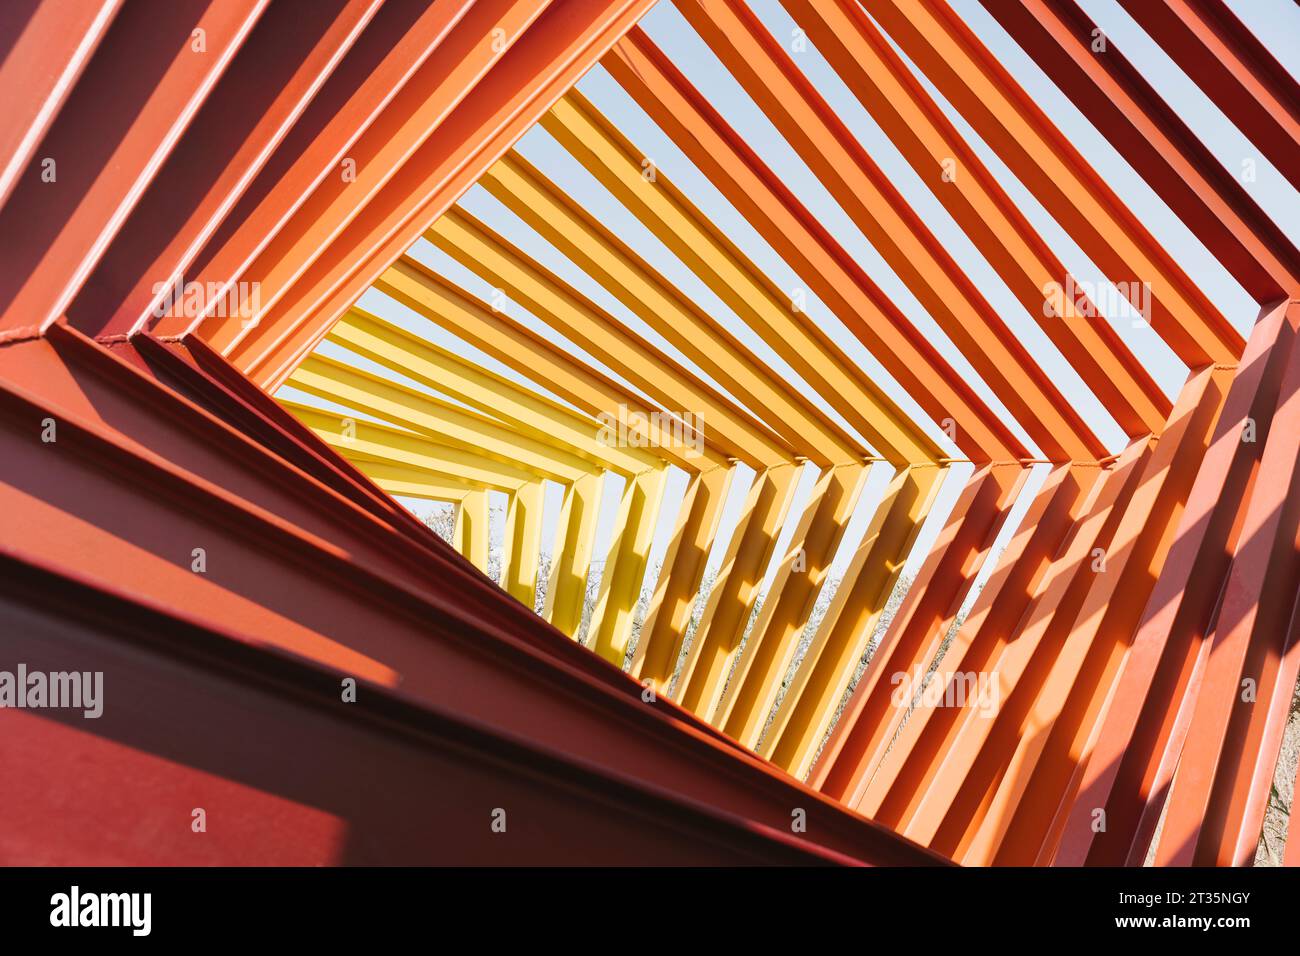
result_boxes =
[281,0,1300,612]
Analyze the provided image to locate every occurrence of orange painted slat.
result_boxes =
[677,0,1103,462]
[145,0,474,337]
[607,29,1022,464]
[234,0,659,391]
[785,0,1170,437]
[1053,298,1300,866]
[813,463,1028,804]
[865,0,1242,367]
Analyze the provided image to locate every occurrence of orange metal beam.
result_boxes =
[607,28,1023,464]
[146,0,474,337]
[1054,299,1300,866]
[860,462,1098,818]
[813,462,1028,802]
[478,151,864,467]
[66,0,386,337]
[677,0,1103,462]
[982,367,1231,865]
[865,0,1243,368]
[231,0,659,390]
[892,443,1151,853]
[1154,311,1300,866]
[784,0,1170,437]
[544,88,936,465]
[202,0,548,356]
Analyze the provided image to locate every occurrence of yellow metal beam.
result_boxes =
[586,467,668,665]
[763,464,947,778]
[427,209,792,468]
[379,253,733,471]
[631,463,735,689]
[675,463,802,717]
[328,307,656,476]
[307,310,681,651]
[716,462,873,744]
[544,91,940,465]
[543,471,603,636]
[290,353,594,484]
[347,457,471,503]
[286,402,534,492]
[502,480,545,610]
[481,152,866,466]
[455,488,491,573]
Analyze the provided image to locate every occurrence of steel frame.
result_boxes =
[1,0,1297,867]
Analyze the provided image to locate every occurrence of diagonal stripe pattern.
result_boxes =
[0,0,1297,867]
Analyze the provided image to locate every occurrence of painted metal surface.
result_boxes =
[0,0,1297,866]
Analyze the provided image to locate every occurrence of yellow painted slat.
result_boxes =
[630,464,735,689]
[482,152,862,466]
[380,253,731,471]
[763,464,947,778]
[290,353,593,484]
[351,457,470,503]
[455,488,491,573]
[427,209,791,468]
[545,91,939,465]
[675,463,801,717]
[543,471,603,636]
[329,307,656,476]
[287,402,532,492]
[502,481,545,609]
[717,462,872,744]
[586,468,668,665]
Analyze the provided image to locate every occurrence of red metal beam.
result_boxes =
[0,0,120,210]
[1120,0,1300,189]
[0,547,875,866]
[0,324,688,704]
[985,0,1300,304]
[0,328,940,865]
[0,0,268,333]
[64,0,384,337]
[865,0,1242,368]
